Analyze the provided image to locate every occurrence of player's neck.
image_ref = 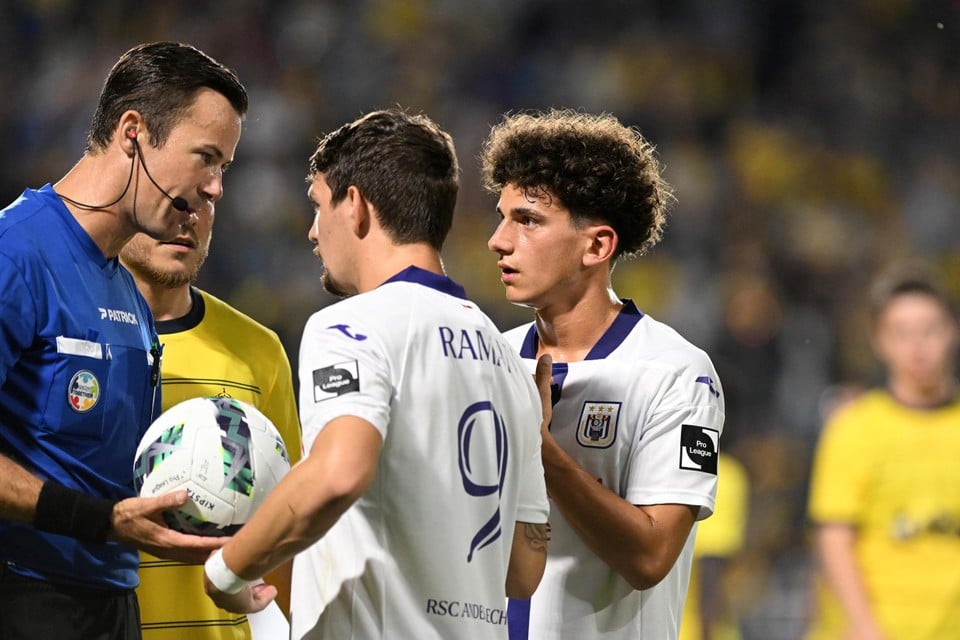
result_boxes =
[887,373,958,409]
[535,287,622,362]
[135,281,193,321]
[358,242,445,293]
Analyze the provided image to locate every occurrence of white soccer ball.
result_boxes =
[133,396,291,536]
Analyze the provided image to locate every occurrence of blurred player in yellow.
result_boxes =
[120,172,302,639]
[680,454,750,640]
[807,260,960,640]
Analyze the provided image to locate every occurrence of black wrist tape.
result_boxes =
[33,482,116,544]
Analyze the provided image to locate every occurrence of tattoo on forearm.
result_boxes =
[523,522,549,554]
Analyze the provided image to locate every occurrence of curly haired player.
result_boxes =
[482,109,725,640]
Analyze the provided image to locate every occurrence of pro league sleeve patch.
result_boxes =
[679,424,719,474]
[313,360,360,402]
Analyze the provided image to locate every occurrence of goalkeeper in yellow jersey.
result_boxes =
[807,261,960,640]
[120,188,302,640]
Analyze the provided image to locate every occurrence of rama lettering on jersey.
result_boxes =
[437,326,513,373]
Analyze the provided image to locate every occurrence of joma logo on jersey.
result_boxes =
[326,324,367,341]
[98,307,139,325]
[695,375,720,398]
[576,402,620,448]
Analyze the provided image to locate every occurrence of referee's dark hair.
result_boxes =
[86,41,248,153]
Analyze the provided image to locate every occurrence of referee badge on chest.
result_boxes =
[67,370,101,412]
[576,401,620,448]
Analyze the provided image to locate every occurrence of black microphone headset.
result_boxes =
[57,129,189,213]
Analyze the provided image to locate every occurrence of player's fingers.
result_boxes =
[534,353,553,393]
[250,581,278,607]
[534,353,553,426]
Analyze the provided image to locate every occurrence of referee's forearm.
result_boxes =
[0,452,43,523]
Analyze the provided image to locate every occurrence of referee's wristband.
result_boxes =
[32,481,116,544]
[205,549,248,595]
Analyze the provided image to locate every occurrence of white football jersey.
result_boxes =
[505,300,724,640]
[290,267,549,640]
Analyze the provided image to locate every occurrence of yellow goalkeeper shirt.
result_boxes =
[806,389,960,640]
[136,288,302,640]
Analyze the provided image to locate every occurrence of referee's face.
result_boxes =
[132,89,241,244]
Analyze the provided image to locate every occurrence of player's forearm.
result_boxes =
[697,556,726,638]
[506,521,549,598]
[542,435,689,590]
[222,455,359,580]
[816,523,882,632]
[222,417,381,580]
[0,452,43,522]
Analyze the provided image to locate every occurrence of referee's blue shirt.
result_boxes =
[0,185,160,589]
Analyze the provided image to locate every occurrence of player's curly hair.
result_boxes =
[480,109,672,260]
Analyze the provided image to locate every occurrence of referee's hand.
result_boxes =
[109,490,225,564]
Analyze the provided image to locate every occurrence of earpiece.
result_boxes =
[55,128,189,213]
[129,132,190,212]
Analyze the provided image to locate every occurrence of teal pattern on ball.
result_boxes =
[214,397,254,496]
[133,423,185,492]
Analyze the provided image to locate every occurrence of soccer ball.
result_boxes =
[133,396,291,536]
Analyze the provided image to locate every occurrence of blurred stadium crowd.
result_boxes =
[1,1,957,638]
